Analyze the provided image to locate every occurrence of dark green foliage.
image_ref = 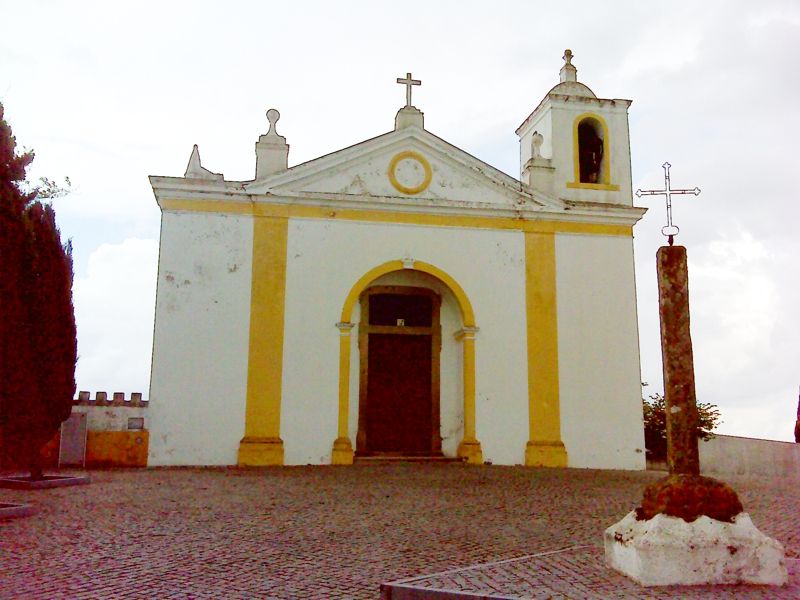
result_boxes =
[795,393,799,443]
[642,393,721,461]
[0,103,76,479]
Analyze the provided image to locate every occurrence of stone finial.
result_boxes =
[266,109,282,137]
[255,108,290,179]
[559,48,578,83]
[394,105,425,130]
[531,132,544,159]
[522,130,554,193]
[184,145,224,181]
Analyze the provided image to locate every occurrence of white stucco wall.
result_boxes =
[700,435,800,481]
[549,102,633,206]
[519,99,633,206]
[72,405,148,431]
[281,218,529,465]
[555,233,645,470]
[148,210,253,465]
[292,137,518,207]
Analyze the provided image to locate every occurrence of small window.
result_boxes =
[127,417,145,431]
[369,293,433,327]
[578,118,604,184]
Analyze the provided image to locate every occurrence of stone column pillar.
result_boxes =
[456,327,483,465]
[635,244,742,523]
[331,322,355,465]
[657,245,700,476]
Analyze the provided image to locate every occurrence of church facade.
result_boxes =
[147,52,647,469]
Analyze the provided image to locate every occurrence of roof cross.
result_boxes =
[636,162,700,245]
[396,72,421,107]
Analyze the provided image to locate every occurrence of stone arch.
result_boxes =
[572,112,611,186]
[331,259,482,465]
[340,259,475,327]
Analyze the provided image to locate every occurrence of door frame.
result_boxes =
[355,285,442,456]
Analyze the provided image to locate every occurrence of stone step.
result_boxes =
[354,455,465,464]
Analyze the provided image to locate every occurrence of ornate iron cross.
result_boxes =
[636,162,700,246]
[396,72,421,107]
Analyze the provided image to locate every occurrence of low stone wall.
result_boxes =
[699,434,800,480]
[648,435,800,480]
[43,392,149,468]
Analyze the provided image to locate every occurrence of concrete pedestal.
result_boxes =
[605,511,788,586]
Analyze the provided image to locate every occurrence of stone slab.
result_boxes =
[605,511,787,586]
[0,502,36,519]
[381,546,799,599]
[0,474,90,490]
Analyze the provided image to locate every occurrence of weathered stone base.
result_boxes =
[0,502,36,519]
[639,473,743,522]
[605,511,788,586]
[0,475,90,490]
[456,439,483,465]
[525,440,568,468]
[331,437,354,465]
[236,436,284,466]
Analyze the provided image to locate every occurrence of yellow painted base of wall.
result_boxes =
[331,437,354,465]
[237,436,284,466]
[525,440,568,468]
[86,431,149,467]
[457,439,484,465]
[41,430,149,468]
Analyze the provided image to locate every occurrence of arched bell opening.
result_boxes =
[577,117,605,184]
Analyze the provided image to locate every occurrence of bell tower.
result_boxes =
[517,50,633,206]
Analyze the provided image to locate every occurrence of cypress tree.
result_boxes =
[0,103,76,479]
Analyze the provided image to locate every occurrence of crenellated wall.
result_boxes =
[43,392,149,468]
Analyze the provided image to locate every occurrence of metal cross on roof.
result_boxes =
[636,162,701,246]
[396,72,421,107]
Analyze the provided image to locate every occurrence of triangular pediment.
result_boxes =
[245,127,559,211]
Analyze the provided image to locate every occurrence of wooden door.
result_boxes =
[366,333,431,452]
[356,286,442,456]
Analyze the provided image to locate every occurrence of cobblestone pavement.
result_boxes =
[0,465,797,599]
[383,546,799,599]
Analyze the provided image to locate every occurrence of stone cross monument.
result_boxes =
[604,163,787,587]
[396,72,421,107]
[635,162,700,246]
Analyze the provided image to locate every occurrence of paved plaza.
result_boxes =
[0,464,797,599]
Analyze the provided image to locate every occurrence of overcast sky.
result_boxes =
[2,1,798,442]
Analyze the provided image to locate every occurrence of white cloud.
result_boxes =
[72,238,158,396]
[638,230,798,442]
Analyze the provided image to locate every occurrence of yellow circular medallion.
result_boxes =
[388,151,432,195]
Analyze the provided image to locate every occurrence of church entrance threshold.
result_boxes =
[356,286,442,458]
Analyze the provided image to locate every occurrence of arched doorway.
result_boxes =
[355,285,442,456]
[330,259,482,465]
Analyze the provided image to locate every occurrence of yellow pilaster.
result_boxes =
[524,232,568,467]
[237,215,288,466]
[456,327,483,465]
[331,322,354,465]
